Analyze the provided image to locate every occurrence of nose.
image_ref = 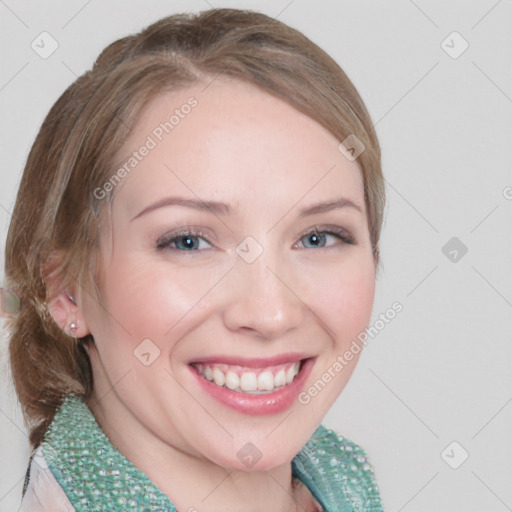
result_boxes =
[221,245,305,340]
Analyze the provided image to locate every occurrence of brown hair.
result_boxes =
[4,7,385,448]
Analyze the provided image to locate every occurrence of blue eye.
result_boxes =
[156,230,211,252]
[156,225,355,253]
[299,228,355,249]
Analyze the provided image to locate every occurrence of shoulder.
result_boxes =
[292,424,383,512]
[19,445,74,512]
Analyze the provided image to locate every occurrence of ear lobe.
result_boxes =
[44,253,91,338]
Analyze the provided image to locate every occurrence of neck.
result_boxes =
[87,390,315,512]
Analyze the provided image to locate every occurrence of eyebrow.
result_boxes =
[130,196,361,222]
[298,198,362,216]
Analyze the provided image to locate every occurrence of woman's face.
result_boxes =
[81,78,376,470]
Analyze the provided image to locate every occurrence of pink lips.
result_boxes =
[188,353,310,368]
[188,356,315,415]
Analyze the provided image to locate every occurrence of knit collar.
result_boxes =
[42,395,382,512]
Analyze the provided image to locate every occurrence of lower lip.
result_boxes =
[189,358,315,415]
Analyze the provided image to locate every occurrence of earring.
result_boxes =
[69,321,78,335]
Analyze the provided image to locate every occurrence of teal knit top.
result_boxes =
[37,395,383,511]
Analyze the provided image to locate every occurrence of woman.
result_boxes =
[4,7,385,511]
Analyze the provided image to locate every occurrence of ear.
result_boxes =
[44,252,91,339]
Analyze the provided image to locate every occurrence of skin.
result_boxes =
[49,77,376,512]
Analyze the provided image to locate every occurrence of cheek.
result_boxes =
[92,256,215,342]
[313,257,376,342]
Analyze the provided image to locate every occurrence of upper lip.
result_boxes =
[188,353,313,368]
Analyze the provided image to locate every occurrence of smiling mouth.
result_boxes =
[190,359,307,394]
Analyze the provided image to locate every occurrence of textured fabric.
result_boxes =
[22,395,383,511]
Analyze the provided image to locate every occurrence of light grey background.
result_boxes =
[1,1,511,511]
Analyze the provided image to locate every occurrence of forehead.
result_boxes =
[112,78,365,219]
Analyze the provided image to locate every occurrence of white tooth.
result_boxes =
[212,367,225,386]
[258,371,275,391]
[206,363,301,393]
[240,372,258,391]
[285,365,296,384]
[225,370,240,390]
[274,369,286,388]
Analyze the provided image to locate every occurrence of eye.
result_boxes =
[156,228,212,252]
[297,226,356,249]
[155,224,356,254]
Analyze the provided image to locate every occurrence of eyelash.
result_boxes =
[155,225,356,253]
